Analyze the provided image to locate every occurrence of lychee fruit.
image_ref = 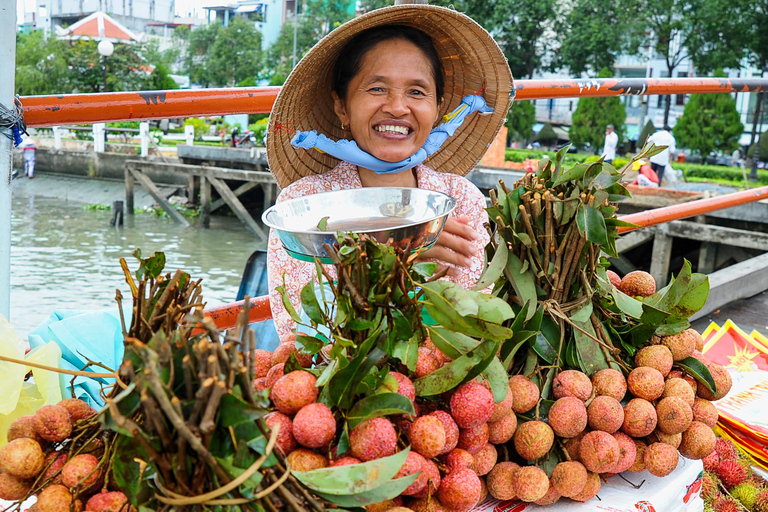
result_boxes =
[6,416,46,445]
[488,411,517,445]
[270,371,319,414]
[265,412,297,455]
[562,431,586,462]
[717,459,749,488]
[61,453,101,491]
[621,398,657,437]
[548,396,588,438]
[591,368,627,401]
[509,375,539,413]
[607,270,622,288]
[415,348,440,378]
[586,395,624,434]
[409,416,446,459]
[551,461,588,498]
[41,451,68,484]
[457,423,489,454]
[0,471,32,501]
[265,363,286,389]
[534,484,561,505]
[652,430,681,449]
[271,340,312,368]
[85,490,135,512]
[697,363,732,401]
[412,459,441,499]
[57,398,96,426]
[395,450,429,496]
[286,448,328,471]
[644,442,679,477]
[486,382,513,422]
[329,456,360,467]
[292,403,336,449]
[552,370,593,401]
[634,345,674,377]
[655,396,693,435]
[33,405,72,443]
[253,377,268,393]
[428,410,459,455]
[692,397,719,427]
[679,421,716,460]
[472,443,497,476]
[437,466,482,512]
[0,438,44,479]
[619,270,656,297]
[569,471,601,502]
[579,430,620,473]
[511,466,550,502]
[691,329,705,352]
[486,461,520,500]
[662,377,696,407]
[252,349,273,378]
[35,484,75,512]
[449,382,494,429]
[660,330,697,361]
[627,439,648,473]
[408,498,445,512]
[390,372,416,403]
[349,417,397,461]
[627,366,665,401]
[611,431,637,473]
[444,449,475,471]
[514,421,554,460]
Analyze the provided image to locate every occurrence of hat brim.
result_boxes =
[266,4,514,189]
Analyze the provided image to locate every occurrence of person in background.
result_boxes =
[601,124,618,164]
[646,125,676,184]
[731,147,744,168]
[20,138,38,178]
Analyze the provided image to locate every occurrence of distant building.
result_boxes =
[43,0,174,33]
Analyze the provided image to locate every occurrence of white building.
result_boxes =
[203,0,294,52]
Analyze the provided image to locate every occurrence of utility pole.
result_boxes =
[291,2,299,69]
[0,0,16,319]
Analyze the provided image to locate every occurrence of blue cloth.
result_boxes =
[28,310,125,408]
[291,95,493,174]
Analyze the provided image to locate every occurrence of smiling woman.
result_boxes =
[264,4,514,338]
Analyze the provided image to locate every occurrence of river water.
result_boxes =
[10,189,265,338]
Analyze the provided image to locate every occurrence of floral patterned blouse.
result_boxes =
[266,161,490,339]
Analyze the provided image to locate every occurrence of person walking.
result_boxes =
[646,125,676,184]
[20,138,37,178]
[601,124,618,164]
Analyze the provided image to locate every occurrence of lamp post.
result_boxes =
[97,39,114,93]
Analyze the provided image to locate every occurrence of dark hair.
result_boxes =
[332,25,445,102]
[663,125,672,131]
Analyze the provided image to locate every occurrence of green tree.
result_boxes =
[264,17,318,79]
[535,123,558,144]
[147,64,179,90]
[186,18,262,87]
[569,70,626,153]
[555,0,632,76]
[15,31,71,95]
[673,88,744,157]
[506,100,535,143]
[65,39,148,93]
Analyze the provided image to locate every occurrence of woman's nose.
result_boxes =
[382,92,410,116]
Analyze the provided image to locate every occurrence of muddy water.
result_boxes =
[10,193,265,338]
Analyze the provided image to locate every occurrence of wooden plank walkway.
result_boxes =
[124,160,277,241]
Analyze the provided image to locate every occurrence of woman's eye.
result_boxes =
[410,89,426,96]
[369,87,384,93]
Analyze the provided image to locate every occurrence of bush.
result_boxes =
[248,118,269,145]
[183,117,210,139]
[505,148,593,166]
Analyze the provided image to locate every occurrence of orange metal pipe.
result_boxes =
[22,78,768,127]
[203,295,272,331]
[617,186,768,233]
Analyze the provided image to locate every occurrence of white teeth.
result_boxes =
[375,125,409,135]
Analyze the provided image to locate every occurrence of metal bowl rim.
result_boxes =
[261,187,458,235]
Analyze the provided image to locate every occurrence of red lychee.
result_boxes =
[697,363,733,401]
[611,431,637,473]
[551,461,587,498]
[591,368,627,401]
[472,443,497,476]
[621,398,657,437]
[487,409,517,444]
[627,366,665,401]
[85,490,135,512]
[511,466,549,502]
[514,421,554,461]
[292,403,336,449]
[437,466,482,512]
[549,396,588,438]
[449,381,494,429]
[57,398,96,426]
[634,345,674,377]
[33,405,72,443]
[270,371,319,414]
[428,410,459,455]
[509,375,539,413]
[61,453,101,491]
[265,412,297,455]
[390,371,416,403]
[349,417,397,461]
[456,423,489,454]
[409,416,446,459]
[579,431,619,474]
[486,461,520,500]
[395,450,429,496]
[586,395,624,434]
[644,442,679,477]
[619,270,656,297]
[552,370,593,401]
[286,448,328,471]
[0,438,44,479]
[607,270,621,288]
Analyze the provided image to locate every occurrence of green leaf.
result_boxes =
[570,303,609,376]
[293,448,410,495]
[675,357,717,395]
[504,252,537,321]
[277,284,302,324]
[328,327,381,407]
[296,334,325,355]
[500,330,537,369]
[646,260,693,312]
[315,476,419,507]
[133,249,166,281]
[346,318,376,331]
[604,218,641,228]
[442,283,480,317]
[337,426,350,456]
[552,162,589,187]
[414,341,496,396]
[533,332,557,365]
[317,216,330,231]
[112,433,153,506]
[670,273,710,320]
[301,281,325,324]
[655,319,691,337]
[333,345,388,409]
[482,357,510,403]
[427,326,480,359]
[473,291,515,325]
[219,451,263,490]
[412,262,438,279]
[575,203,608,246]
[219,394,268,427]
[347,393,415,429]
[462,341,501,384]
[393,334,420,373]
[472,238,509,291]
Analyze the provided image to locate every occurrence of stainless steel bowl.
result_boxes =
[262,187,457,262]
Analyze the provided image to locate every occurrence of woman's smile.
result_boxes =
[333,38,440,164]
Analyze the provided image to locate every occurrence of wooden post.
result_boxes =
[201,175,211,229]
[188,175,199,206]
[650,225,673,288]
[125,167,135,215]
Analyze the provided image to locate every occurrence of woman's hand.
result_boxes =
[417,215,481,277]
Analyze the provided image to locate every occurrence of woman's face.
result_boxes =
[333,38,441,163]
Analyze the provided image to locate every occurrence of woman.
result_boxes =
[265,4,513,338]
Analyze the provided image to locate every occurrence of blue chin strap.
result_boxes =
[291,94,493,175]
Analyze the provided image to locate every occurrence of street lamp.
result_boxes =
[97,39,114,93]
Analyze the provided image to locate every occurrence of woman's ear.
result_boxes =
[434,97,444,127]
[332,91,349,127]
